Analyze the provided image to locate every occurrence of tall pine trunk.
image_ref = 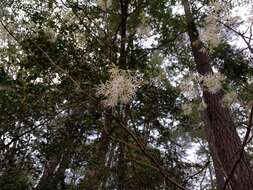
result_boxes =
[183,0,253,189]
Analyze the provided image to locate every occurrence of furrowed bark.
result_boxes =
[183,0,253,189]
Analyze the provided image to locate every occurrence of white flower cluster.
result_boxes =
[201,72,225,94]
[136,25,151,38]
[200,14,221,48]
[180,72,225,96]
[200,1,240,47]
[182,99,207,116]
[222,91,238,107]
[96,0,112,11]
[179,72,225,115]
[182,103,192,115]
[45,28,57,43]
[179,77,199,100]
[179,74,202,116]
[96,66,139,107]
[135,14,152,38]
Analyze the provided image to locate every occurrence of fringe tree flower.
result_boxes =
[45,28,57,43]
[200,11,221,48]
[136,24,151,38]
[201,72,225,94]
[200,1,240,47]
[222,91,238,107]
[96,0,112,11]
[96,66,139,107]
[182,103,192,115]
[179,72,225,97]
[179,75,199,100]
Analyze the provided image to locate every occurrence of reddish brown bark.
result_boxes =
[183,0,253,189]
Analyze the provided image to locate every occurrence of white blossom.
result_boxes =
[200,16,221,48]
[45,28,57,43]
[179,79,199,100]
[96,66,139,107]
[136,15,151,38]
[200,1,240,47]
[182,103,192,115]
[136,24,151,38]
[96,0,112,11]
[179,75,199,100]
[222,91,238,107]
[201,72,225,94]
[75,33,86,47]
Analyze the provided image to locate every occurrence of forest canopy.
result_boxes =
[0,0,253,189]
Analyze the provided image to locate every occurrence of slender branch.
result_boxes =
[183,160,210,185]
[111,115,188,190]
[0,21,85,91]
[126,156,160,171]
[0,110,64,152]
[199,167,208,190]
[219,20,253,53]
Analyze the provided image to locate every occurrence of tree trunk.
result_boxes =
[117,137,128,190]
[117,105,130,190]
[85,108,113,190]
[183,0,253,189]
[117,1,129,189]
[34,153,69,190]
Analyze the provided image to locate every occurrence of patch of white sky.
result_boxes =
[227,3,253,49]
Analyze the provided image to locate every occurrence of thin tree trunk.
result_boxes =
[101,141,116,189]
[117,105,130,190]
[85,3,115,186]
[117,1,129,189]
[86,108,113,190]
[34,153,70,190]
[183,0,253,189]
[117,136,128,190]
[34,155,58,190]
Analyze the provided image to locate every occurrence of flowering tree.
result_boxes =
[0,0,253,190]
[182,0,253,189]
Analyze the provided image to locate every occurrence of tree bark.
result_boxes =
[34,153,69,190]
[117,1,129,189]
[85,108,113,190]
[183,0,253,189]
